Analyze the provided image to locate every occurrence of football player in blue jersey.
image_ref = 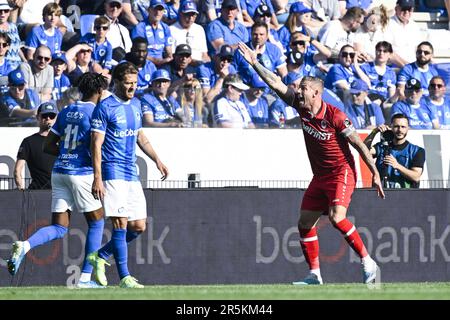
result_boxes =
[7,73,109,289]
[89,62,169,288]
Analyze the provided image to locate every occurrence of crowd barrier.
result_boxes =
[0,188,449,286]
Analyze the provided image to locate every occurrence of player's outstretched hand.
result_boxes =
[372,173,385,199]
[237,42,258,65]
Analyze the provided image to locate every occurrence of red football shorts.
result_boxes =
[301,168,356,214]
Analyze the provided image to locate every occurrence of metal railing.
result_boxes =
[1,177,448,190]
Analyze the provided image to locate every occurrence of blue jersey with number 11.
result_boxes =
[91,94,142,182]
[51,101,96,175]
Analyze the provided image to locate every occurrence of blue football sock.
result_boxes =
[27,224,68,250]
[98,230,141,261]
[111,228,129,279]
[81,219,104,274]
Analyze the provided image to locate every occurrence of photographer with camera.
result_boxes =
[363,113,425,188]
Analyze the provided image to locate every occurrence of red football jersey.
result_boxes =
[294,96,357,177]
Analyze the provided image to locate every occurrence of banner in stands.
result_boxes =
[0,128,449,188]
[0,189,449,286]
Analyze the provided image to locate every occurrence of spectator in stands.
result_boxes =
[324,45,371,102]
[50,52,70,101]
[242,75,270,128]
[234,21,287,87]
[0,33,13,76]
[364,113,426,188]
[197,44,237,105]
[213,74,255,128]
[423,76,450,129]
[80,16,113,74]
[0,68,40,126]
[286,31,331,77]
[310,0,341,25]
[123,37,157,98]
[178,78,207,127]
[344,79,385,129]
[65,43,98,86]
[397,41,439,100]
[169,1,210,66]
[162,43,197,95]
[317,6,365,61]
[384,0,426,67]
[14,101,57,190]
[0,0,24,69]
[206,0,249,55]
[163,0,180,25]
[132,0,174,67]
[353,5,389,63]
[391,78,439,129]
[241,0,279,30]
[141,69,183,127]
[25,3,63,60]
[251,4,283,53]
[360,41,397,105]
[19,45,54,102]
[104,0,133,57]
[278,2,314,55]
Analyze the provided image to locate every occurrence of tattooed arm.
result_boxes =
[237,42,295,105]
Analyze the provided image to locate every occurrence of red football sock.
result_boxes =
[299,227,320,270]
[334,219,368,258]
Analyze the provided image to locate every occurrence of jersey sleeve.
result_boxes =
[91,104,108,134]
[332,107,355,137]
[25,27,40,49]
[16,138,30,161]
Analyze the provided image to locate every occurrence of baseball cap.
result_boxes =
[150,0,165,9]
[37,101,58,115]
[255,4,272,17]
[396,0,415,8]
[349,79,369,94]
[405,78,422,90]
[105,0,123,5]
[8,69,26,86]
[175,44,192,56]
[221,0,238,9]
[289,2,313,14]
[218,44,233,58]
[51,52,67,64]
[283,72,302,85]
[180,1,199,14]
[152,69,171,82]
[224,76,249,91]
[0,0,11,10]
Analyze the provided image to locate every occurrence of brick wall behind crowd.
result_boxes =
[0,189,449,286]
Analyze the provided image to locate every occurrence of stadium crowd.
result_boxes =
[0,0,449,129]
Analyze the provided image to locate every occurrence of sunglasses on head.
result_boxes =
[40,113,56,120]
[291,40,306,46]
[429,83,444,89]
[0,9,10,14]
[0,42,9,48]
[95,25,109,30]
[341,52,355,59]
[37,55,51,62]
[417,49,431,55]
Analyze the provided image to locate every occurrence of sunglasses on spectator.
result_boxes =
[417,49,431,55]
[184,86,199,91]
[0,9,10,14]
[109,2,122,9]
[429,83,444,89]
[12,84,25,90]
[291,40,306,46]
[40,113,57,120]
[78,49,92,54]
[400,6,413,12]
[95,25,109,31]
[0,42,9,48]
[406,88,421,93]
[341,52,355,58]
[220,57,232,62]
[37,55,51,62]
[376,49,389,53]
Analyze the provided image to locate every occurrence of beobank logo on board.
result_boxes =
[113,129,139,138]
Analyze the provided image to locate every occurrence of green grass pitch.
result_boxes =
[1,283,450,300]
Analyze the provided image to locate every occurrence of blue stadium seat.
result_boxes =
[417,0,447,13]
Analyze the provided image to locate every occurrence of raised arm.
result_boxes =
[347,130,385,199]
[237,42,295,105]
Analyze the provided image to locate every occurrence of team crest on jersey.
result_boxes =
[91,119,102,128]
[320,119,328,129]
[145,74,151,81]
[99,49,106,57]
[343,118,351,128]
[136,112,141,120]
